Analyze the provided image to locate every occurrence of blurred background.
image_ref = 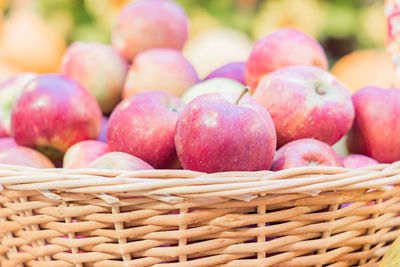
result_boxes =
[0,0,391,89]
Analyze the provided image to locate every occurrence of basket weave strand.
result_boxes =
[0,163,400,266]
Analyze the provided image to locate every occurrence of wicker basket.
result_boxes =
[1,162,400,267]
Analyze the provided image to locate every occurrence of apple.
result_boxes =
[11,74,102,163]
[88,152,153,171]
[246,28,328,91]
[63,140,109,169]
[253,65,354,147]
[108,91,185,168]
[342,154,378,169]
[0,137,17,152]
[123,48,198,99]
[181,78,244,104]
[112,0,188,61]
[205,62,246,85]
[97,117,108,143]
[347,87,400,163]
[0,146,54,168]
[61,42,128,114]
[175,91,276,173]
[271,138,344,171]
[0,73,36,137]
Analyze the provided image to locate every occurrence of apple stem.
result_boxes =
[235,86,249,105]
[316,86,325,95]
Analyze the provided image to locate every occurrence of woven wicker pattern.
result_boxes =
[1,162,400,266]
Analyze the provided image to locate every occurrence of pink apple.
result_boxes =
[63,140,109,169]
[347,87,400,163]
[0,146,54,168]
[0,137,17,152]
[175,92,276,173]
[253,65,354,147]
[97,116,108,143]
[246,28,328,92]
[112,0,188,61]
[271,138,344,171]
[342,154,378,169]
[11,74,102,162]
[108,91,185,168]
[123,48,198,99]
[205,62,246,85]
[61,42,129,114]
[0,73,36,137]
[88,152,153,171]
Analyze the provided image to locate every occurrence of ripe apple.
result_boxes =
[205,62,246,84]
[0,146,54,168]
[108,91,185,168]
[61,42,128,114]
[246,28,328,91]
[271,138,344,171]
[0,73,36,137]
[181,78,244,104]
[347,87,400,163]
[175,91,276,173]
[0,137,17,152]
[112,0,188,61]
[63,140,109,169]
[97,116,108,143]
[342,154,378,169]
[88,152,153,171]
[123,48,198,99]
[253,65,354,147]
[11,74,102,163]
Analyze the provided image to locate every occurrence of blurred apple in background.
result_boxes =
[342,154,378,169]
[0,137,17,153]
[97,117,108,143]
[205,62,246,85]
[181,78,244,104]
[123,48,198,99]
[63,140,109,169]
[88,152,154,171]
[0,146,54,168]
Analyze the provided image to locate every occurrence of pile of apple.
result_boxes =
[0,0,397,173]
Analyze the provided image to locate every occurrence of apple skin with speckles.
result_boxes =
[108,91,185,169]
[253,65,354,147]
[175,93,276,173]
[10,74,102,163]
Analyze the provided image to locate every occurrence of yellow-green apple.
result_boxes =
[0,73,36,137]
[61,42,128,114]
[11,74,102,163]
[88,152,153,171]
[123,48,198,99]
[175,92,276,173]
[271,138,344,171]
[181,78,244,104]
[205,62,246,84]
[0,137,17,152]
[246,28,328,91]
[342,154,378,169]
[108,91,185,168]
[63,140,109,169]
[112,0,188,61]
[347,87,400,163]
[253,65,354,147]
[97,116,108,142]
[0,146,54,168]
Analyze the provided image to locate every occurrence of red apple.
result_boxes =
[123,48,198,99]
[0,137,17,152]
[246,28,328,91]
[88,152,153,171]
[0,146,54,168]
[97,116,108,143]
[271,138,344,171]
[11,74,102,162]
[112,0,188,61]
[347,87,400,163]
[205,62,246,85]
[108,91,185,168]
[0,73,36,137]
[63,140,109,169]
[175,92,276,173]
[342,154,378,169]
[253,65,354,147]
[61,42,128,114]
